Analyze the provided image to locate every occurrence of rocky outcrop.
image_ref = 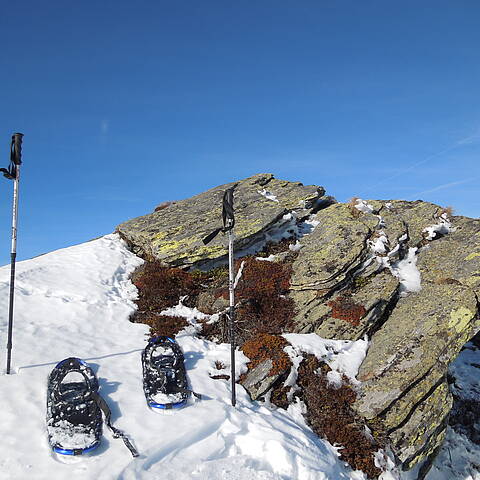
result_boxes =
[289,198,480,471]
[117,173,326,268]
[121,176,480,476]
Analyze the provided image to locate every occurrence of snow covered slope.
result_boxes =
[0,234,368,480]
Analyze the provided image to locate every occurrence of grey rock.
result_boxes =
[117,173,325,268]
[240,359,281,401]
[288,198,480,470]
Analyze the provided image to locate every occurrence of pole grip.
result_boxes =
[11,133,24,165]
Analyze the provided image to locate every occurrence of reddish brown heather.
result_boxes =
[233,257,296,344]
[142,314,188,338]
[133,262,200,313]
[347,197,362,218]
[296,355,382,479]
[328,295,367,326]
[241,333,291,376]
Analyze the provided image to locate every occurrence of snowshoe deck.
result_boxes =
[46,358,102,456]
[142,336,191,410]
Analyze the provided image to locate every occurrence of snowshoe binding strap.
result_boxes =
[91,392,139,458]
[170,385,202,400]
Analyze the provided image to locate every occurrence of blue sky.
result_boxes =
[0,1,479,265]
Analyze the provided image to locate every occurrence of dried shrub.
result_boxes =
[210,360,230,380]
[440,206,454,217]
[133,262,199,314]
[199,316,225,342]
[328,295,367,326]
[270,384,291,409]
[214,360,226,370]
[234,258,296,344]
[143,314,188,338]
[297,355,382,479]
[347,197,361,219]
[154,201,175,212]
[241,333,291,376]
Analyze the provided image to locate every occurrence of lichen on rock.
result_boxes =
[117,173,325,268]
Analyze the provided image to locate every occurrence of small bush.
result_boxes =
[259,237,299,259]
[328,295,367,326]
[241,333,291,375]
[133,262,199,314]
[210,360,230,380]
[297,355,382,479]
[347,197,362,219]
[270,383,291,409]
[234,257,296,344]
[143,314,188,338]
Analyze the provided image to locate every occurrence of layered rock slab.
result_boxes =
[117,173,325,268]
[353,283,479,468]
[288,199,480,470]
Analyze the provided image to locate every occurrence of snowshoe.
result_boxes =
[46,357,102,456]
[142,336,200,410]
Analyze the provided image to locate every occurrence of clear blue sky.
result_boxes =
[0,1,479,265]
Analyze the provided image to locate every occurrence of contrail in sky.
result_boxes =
[360,130,479,196]
[408,178,476,200]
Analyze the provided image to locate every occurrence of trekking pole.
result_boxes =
[202,186,236,406]
[2,133,24,374]
[227,222,236,407]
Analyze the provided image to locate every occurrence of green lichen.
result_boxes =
[464,252,480,261]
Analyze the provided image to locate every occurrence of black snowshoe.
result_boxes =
[46,357,102,455]
[142,336,201,410]
[46,357,138,457]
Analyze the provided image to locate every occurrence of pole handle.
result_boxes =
[11,133,24,165]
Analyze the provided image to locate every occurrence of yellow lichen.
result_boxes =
[464,252,480,261]
[448,307,474,333]
[153,231,168,241]
[156,240,183,254]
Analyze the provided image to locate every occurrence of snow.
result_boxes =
[390,247,421,295]
[47,420,98,450]
[366,212,421,295]
[369,231,389,255]
[289,241,303,252]
[354,199,374,214]
[0,234,368,480]
[257,189,279,203]
[423,213,455,241]
[233,260,245,289]
[425,341,480,480]
[282,333,369,387]
[255,254,277,262]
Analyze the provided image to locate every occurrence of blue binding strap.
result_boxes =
[148,399,187,410]
[53,441,100,456]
